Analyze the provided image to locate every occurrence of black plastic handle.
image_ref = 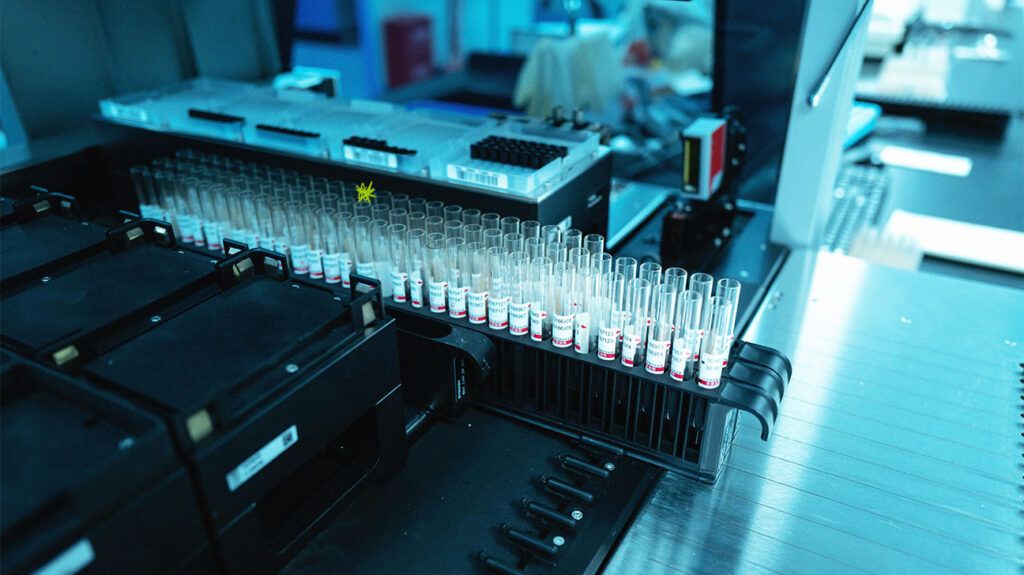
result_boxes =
[715,340,792,441]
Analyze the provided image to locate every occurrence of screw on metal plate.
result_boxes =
[210,259,218,264]
[570,509,584,521]
[291,284,300,289]
[552,536,566,546]
[41,276,52,283]
[150,315,162,323]
[333,296,342,301]
[285,363,299,374]
[604,462,616,471]
[177,250,185,254]
[118,437,135,450]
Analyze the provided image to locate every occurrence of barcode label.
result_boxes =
[226,425,298,492]
[447,164,509,190]
[344,146,398,169]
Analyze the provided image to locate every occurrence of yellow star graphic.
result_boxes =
[355,181,376,203]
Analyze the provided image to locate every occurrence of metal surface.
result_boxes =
[607,250,1023,574]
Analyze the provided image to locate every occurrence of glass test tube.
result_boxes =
[391,193,409,212]
[541,225,560,245]
[426,235,448,313]
[389,224,409,303]
[697,296,732,389]
[503,232,524,254]
[670,290,703,382]
[467,242,489,324]
[444,204,463,223]
[425,200,445,219]
[406,228,427,307]
[255,194,275,250]
[665,267,688,295]
[353,201,372,219]
[597,272,625,361]
[591,252,613,278]
[319,208,343,284]
[500,216,520,235]
[305,204,325,280]
[336,211,354,287]
[689,272,714,357]
[285,200,309,274]
[269,197,289,255]
[521,220,541,239]
[463,223,483,245]
[568,247,590,272]
[130,166,160,219]
[447,237,469,319]
[425,216,444,236]
[529,257,553,342]
[371,219,393,296]
[481,212,500,230]
[352,215,374,279]
[615,257,637,282]
[462,209,481,226]
[584,234,604,258]
[444,220,464,240]
[645,285,676,374]
[621,278,651,368]
[716,278,742,342]
[525,237,545,261]
[375,190,393,208]
[508,252,531,336]
[573,266,597,354]
[551,262,575,348]
[371,204,390,223]
[408,211,426,231]
[389,208,409,227]
[548,240,567,264]
[639,261,662,287]
[482,228,504,250]
[487,246,509,330]
[408,197,427,215]
[563,229,583,249]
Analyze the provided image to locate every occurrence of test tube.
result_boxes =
[716,278,742,342]
[285,200,309,274]
[306,204,325,280]
[482,227,504,250]
[573,266,596,354]
[320,208,343,284]
[426,200,445,219]
[408,197,427,215]
[444,220,464,240]
[525,236,545,261]
[336,211,354,287]
[182,178,204,246]
[371,219,393,296]
[389,207,409,227]
[508,252,531,336]
[584,234,604,258]
[596,272,625,361]
[352,215,374,279]
[529,256,553,342]
[329,180,347,201]
[499,216,519,235]
[481,212,501,230]
[664,267,688,296]
[591,252,613,279]
[467,242,489,324]
[391,193,410,212]
[670,290,703,382]
[689,273,714,357]
[487,246,509,331]
[645,285,676,375]
[463,223,483,245]
[320,192,340,213]
[541,225,560,245]
[547,240,567,265]
[375,190,393,208]
[615,257,638,282]
[462,208,481,226]
[407,211,426,231]
[639,261,662,287]
[353,201,372,219]
[503,232,524,254]
[407,228,427,307]
[255,194,275,250]
[447,237,469,319]
[426,216,445,235]
[551,262,575,348]
[563,229,583,250]
[444,204,463,223]
[211,185,232,253]
[697,296,732,389]
[621,278,651,368]
[130,166,160,219]
[371,203,390,222]
[269,197,290,255]
[389,224,409,303]
[521,220,541,239]
[568,247,590,272]
[426,235,448,313]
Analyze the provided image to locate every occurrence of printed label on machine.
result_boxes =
[468,291,488,323]
[509,302,531,335]
[31,538,95,575]
[226,425,299,492]
[552,314,574,347]
[446,164,510,190]
[344,145,398,170]
[449,286,468,318]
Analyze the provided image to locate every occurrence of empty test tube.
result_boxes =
[371,219,393,296]
[500,216,520,235]
[584,234,604,258]
[426,200,445,219]
[482,228,504,250]
[503,232,524,254]
[407,228,427,307]
[130,166,161,219]
[445,220,464,240]
[573,266,596,354]
[551,262,575,348]
[487,246,510,330]
[336,211,354,287]
[596,272,625,361]
[670,290,703,382]
[639,261,662,287]
[525,236,545,261]
[621,278,651,368]
[664,267,688,295]
[320,208,343,284]
[697,296,732,389]
[426,235,448,313]
[447,237,469,319]
[426,216,445,236]
[407,211,426,231]
[463,223,483,245]
[306,204,325,280]
[645,285,676,375]
[408,197,427,215]
[467,243,489,324]
[689,273,714,356]
[462,208,481,226]
[353,215,375,279]
[481,212,500,230]
[285,200,309,274]
[716,278,742,343]
[389,224,409,303]
[521,220,541,239]
[508,252,531,336]
[541,225,560,244]
[529,257,553,342]
[391,193,409,212]
[389,207,409,227]
[444,204,463,223]
[615,256,637,282]
[563,229,583,250]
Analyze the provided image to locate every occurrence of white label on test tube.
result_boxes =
[488,297,509,330]
[291,244,310,275]
[530,308,548,341]
[449,286,468,318]
[139,204,158,219]
[229,228,247,245]
[645,339,671,375]
[621,334,641,367]
[308,249,324,280]
[468,291,488,324]
[178,215,195,243]
[259,236,274,250]
[244,230,259,251]
[551,313,574,348]
[355,260,375,278]
[597,326,619,360]
[428,281,447,313]
[391,270,408,303]
[697,352,725,389]
[574,313,591,354]
[376,262,393,297]
[509,302,530,336]
[669,339,692,382]
[192,219,206,247]
[203,222,223,253]
[323,253,342,284]
[410,269,423,307]
[340,253,352,286]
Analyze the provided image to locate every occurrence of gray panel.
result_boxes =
[607,250,1023,574]
[179,0,280,81]
[94,0,194,93]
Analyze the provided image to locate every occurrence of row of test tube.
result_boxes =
[129,151,740,388]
